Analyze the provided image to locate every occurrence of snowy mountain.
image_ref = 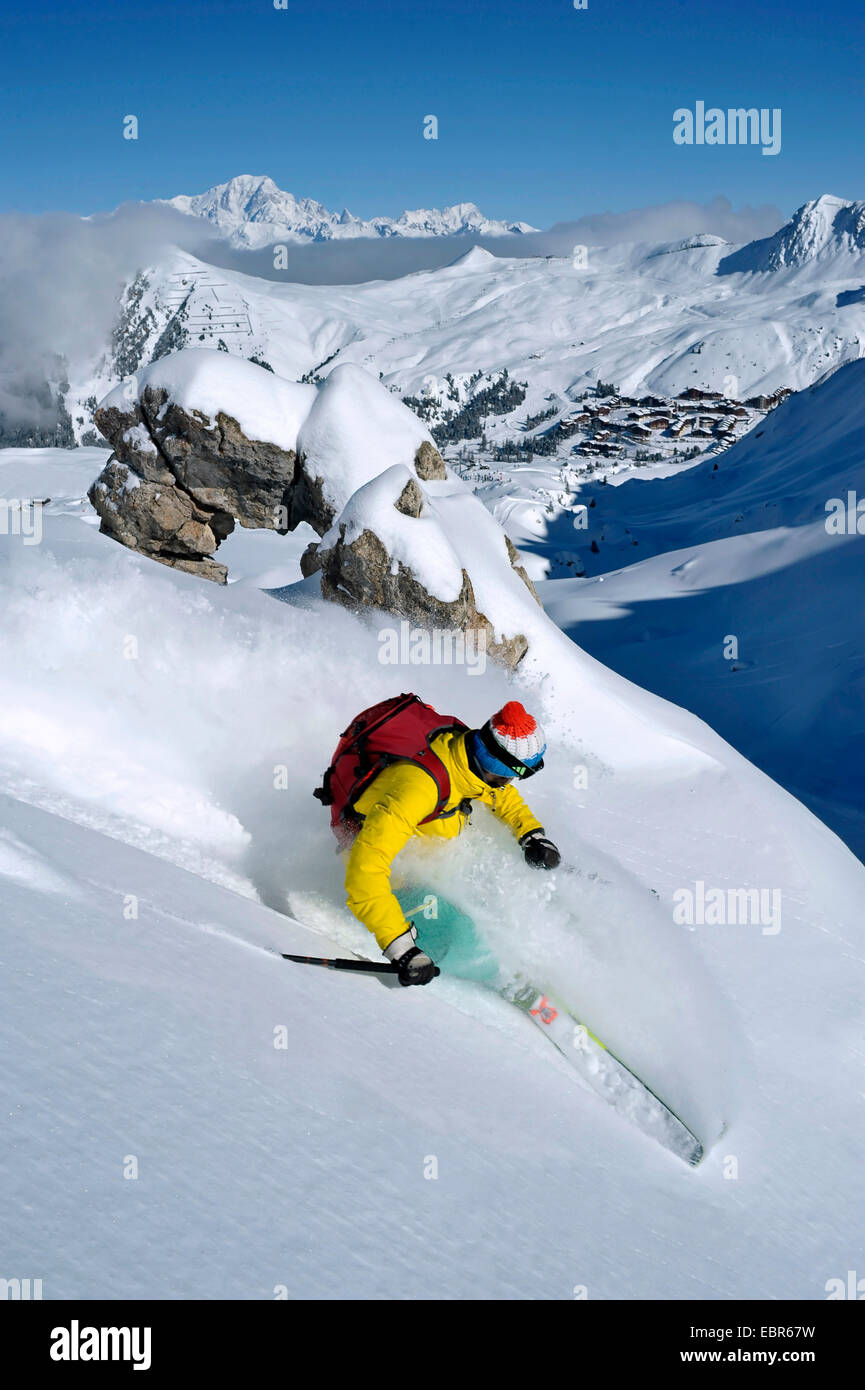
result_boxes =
[5,189,863,456]
[719,193,865,274]
[48,190,862,454]
[160,174,538,247]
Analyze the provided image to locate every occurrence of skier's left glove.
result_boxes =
[520,829,561,870]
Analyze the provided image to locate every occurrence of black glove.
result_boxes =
[395,946,438,987]
[520,829,561,870]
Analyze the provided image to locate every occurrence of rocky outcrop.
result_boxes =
[89,354,441,582]
[504,534,542,606]
[89,455,232,583]
[89,377,325,583]
[138,388,297,528]
[413,441,447,481]
[300,467,535,669]
[88,351,539,669]
[304,524,528,669]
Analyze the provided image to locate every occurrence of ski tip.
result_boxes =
[687,1120,730,1166]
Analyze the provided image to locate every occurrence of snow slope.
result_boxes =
[1,440,864,1298]
[537,359,865,860]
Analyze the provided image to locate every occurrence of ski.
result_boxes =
[499,976,704,1166]
[281,934,701,1163]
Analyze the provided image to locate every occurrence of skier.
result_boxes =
[341,700,561,986]
[311,696,705,1163]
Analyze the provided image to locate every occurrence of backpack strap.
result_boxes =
[346,724,468,835]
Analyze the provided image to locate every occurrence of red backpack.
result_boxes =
[314,693,468,847]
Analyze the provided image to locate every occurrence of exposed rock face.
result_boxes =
[94,400,175,484]
[504,534,542,606]
[89,456,231,584]
[394,477,424,517]
[139,388,298,529]
[414,441,447,481]
[286,460,335,536]
[300,477,532,669]
[89,381,325,583]
[309,524,528,669]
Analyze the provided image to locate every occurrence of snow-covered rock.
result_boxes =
[294,362,433,515]
[303,464,540,669]
[91,352,443,582]
[90,350,316,579]
[87,351,542,664]
[100,346,316,454]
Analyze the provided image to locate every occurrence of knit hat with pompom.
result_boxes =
[469,701,546,780]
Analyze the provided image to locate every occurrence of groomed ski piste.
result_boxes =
[1,356,864,1300]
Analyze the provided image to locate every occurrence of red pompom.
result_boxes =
[493,701,536,737]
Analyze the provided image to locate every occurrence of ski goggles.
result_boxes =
[473,725,545,780]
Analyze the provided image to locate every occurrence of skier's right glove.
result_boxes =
[384,927,438,986]
[520,829,562,870]
[394,946,438,987]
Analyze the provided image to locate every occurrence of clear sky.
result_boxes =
[2,0,863,224]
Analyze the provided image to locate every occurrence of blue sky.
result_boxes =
[2,0,863,224]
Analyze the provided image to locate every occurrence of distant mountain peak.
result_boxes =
[445,245,498,271]
[719,193,865,274]
[159,175,538,247]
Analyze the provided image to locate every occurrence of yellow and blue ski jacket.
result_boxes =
[344,728,543,950]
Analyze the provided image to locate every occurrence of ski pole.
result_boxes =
[282,952,440,978]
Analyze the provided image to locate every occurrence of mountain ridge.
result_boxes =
[160,173,538,247]
[719,193,865,273]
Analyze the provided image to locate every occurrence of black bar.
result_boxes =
[2,1298,859,1374]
